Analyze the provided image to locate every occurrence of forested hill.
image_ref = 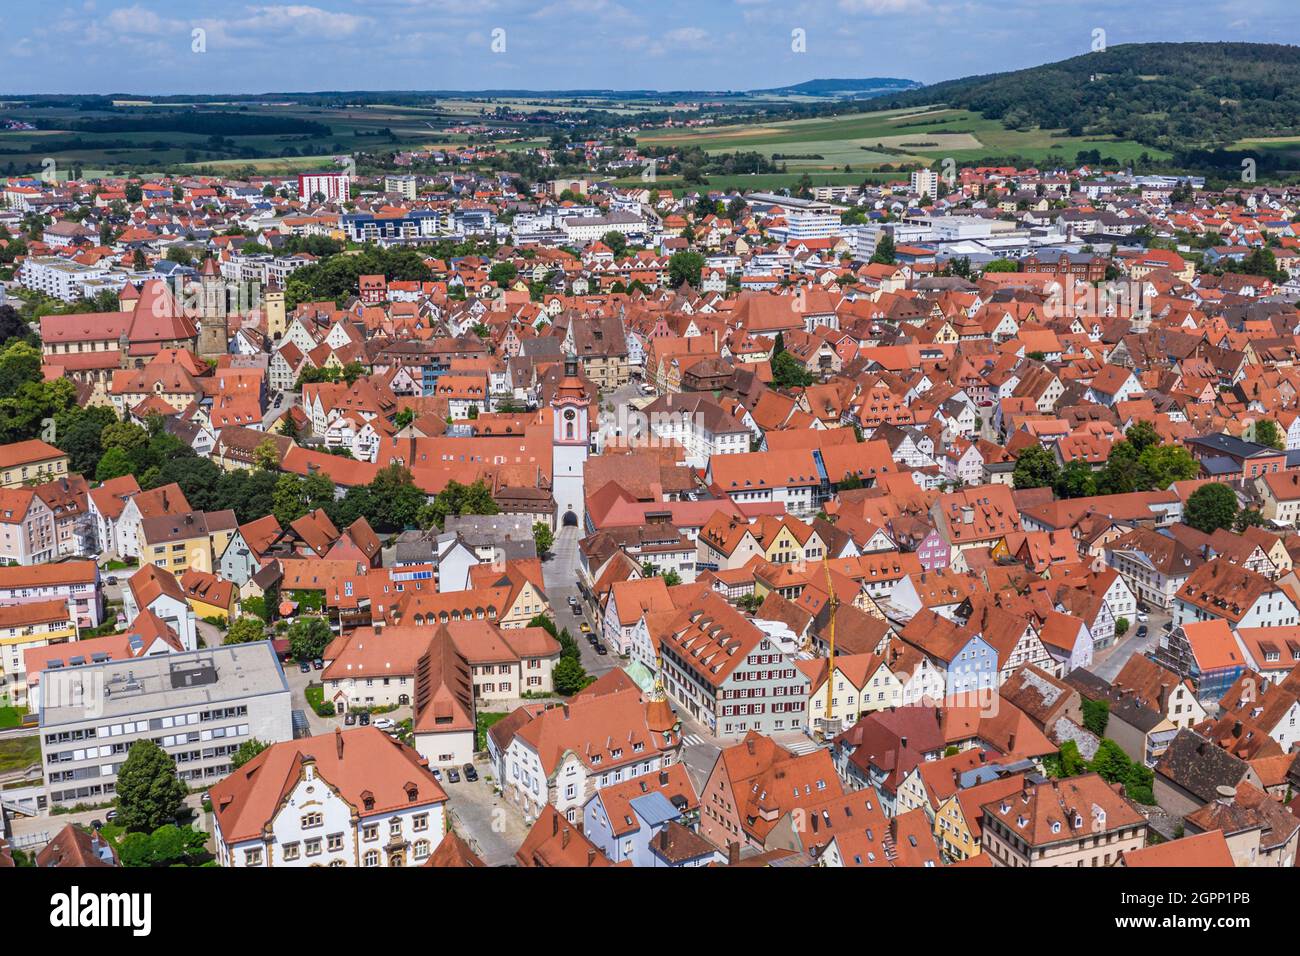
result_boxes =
[870,42,1300,149]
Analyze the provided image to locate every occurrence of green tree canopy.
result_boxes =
[1185,482,1239,533]
[115,740,188,833]
[1013,445,1061,490]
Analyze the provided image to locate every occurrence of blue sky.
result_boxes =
[1,0,1296,94]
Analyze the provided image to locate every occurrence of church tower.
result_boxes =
[551,355,589,529]
[263,281,287,341]
[196,257,228,360]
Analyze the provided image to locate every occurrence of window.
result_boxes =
[327,833,343,852]
[305,838,322,857]
[362,824,378,842]
[413,839,431,861]
[413,814,428,832]
[363,850,379,867]
[390,818,403,838]
[301,812,322,829]
[283,843,300,861]
[244,847,263,866]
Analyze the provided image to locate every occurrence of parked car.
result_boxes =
[580,623,591,634]
[299,661,311,673]
[344,712,357,725]
[359,712,371,726]
[446,768,461,783]
[431,767,442,780]
[463,763,478,782]
[312,658,324,670]
[106,809,118,822]
[373,717,395,730]
[1136,612,1149,623]
[105,575,118,586]
[595,643,609,656]
[1137,625,1148,638]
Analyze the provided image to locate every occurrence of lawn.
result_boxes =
[0,705,26,730]
[475,712,508,752]
[0,735,40,774]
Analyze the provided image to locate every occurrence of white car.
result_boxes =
[373,717,395,730]
[1136,613,1148,623]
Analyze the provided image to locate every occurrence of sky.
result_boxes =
[1,0,1297,95]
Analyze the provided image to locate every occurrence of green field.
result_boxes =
[638,106,1169,169]
[0,100,516,177]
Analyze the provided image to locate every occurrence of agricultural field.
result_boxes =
[638,106,1168,170]
[0,100,529,177]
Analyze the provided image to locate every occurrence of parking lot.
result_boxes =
[439,755,529,866]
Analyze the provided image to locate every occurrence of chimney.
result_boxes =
[552,813,560,837]
[335,727,344,760]
[900,736,908,749]
[660,828,671,851]
[561,827,571,850]
[1232,720,1243,737]
[727,841,741,866]
[587,848,596,865]
[1007,732,1016,752]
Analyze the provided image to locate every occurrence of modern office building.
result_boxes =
[38,641,292,807]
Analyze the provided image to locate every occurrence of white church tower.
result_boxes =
[551,355,589,529]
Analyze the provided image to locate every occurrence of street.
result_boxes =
[1091,605,1172,682]
[541,524,618,678]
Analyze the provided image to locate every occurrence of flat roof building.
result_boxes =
[38,640,292,808]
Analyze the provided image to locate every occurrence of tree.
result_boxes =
[489,261,518,287]
[1054,458,1097,499]
[553,656,592,696]
[870,232,896,265]
[1235,508,1267,532]
[1013,445,1061,490]
[601,231,628,257]
[1135,443,1198,490]
[95,446,134,481]
[662,569,682,587]
[771,351,814,389]
[288,616,332,661]
[1254,418,1284,450]
[364,464,426,532]
[667,250,705,289]
[119,824,210,867]
[230,738,269,771]
[1082,698,1110,736]
[1114,616,1129,637]
[1125,419,1161,454]
[532,521,554,557]
[1185,482,1239,534]
[115,740,188,833]
[253,438,281,471]
[421,478,499,530]
[224,616,267,645]
[983,259,1019,273]
[838,472,864,491]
